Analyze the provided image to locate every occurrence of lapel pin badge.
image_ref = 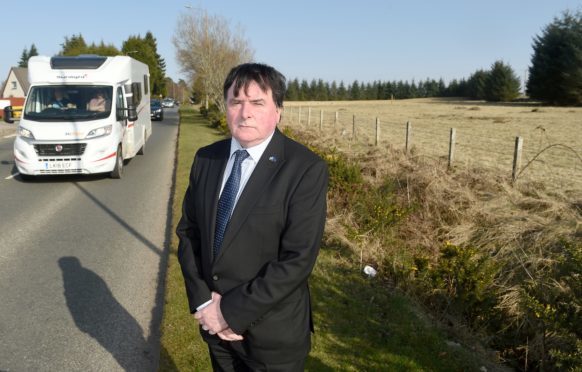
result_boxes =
[268,155,277,163]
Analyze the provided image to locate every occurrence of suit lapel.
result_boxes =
[214,130,286,262]
[206,141,230,258]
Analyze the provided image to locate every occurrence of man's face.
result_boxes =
[226,81,281,148]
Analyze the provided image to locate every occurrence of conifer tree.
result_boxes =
[329,81,338,101]
[467,70,489,100]
[60,34,88,56]
[527,10,582,105]
[338,81,348,100]
[485,60,521,102]
[17,43,38,67]
[299,80,309,101]
[349,80,361,100]
[285,78,300,101]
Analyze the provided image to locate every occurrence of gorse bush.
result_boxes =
[416,242,498,324]
[504,238,581,370]
[352,181,409,234]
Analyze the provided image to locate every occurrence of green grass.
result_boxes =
[159,108,219,371]
[159,107,490,371]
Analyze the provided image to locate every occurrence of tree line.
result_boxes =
[284,59,521,102]
[16,32,168,96]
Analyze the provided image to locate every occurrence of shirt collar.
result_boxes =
[229,131,275,163]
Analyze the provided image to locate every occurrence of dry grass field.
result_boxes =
[283,98,582,194]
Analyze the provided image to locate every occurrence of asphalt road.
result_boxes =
[0,109,179,371]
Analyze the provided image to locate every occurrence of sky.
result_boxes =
[2,0,581,88]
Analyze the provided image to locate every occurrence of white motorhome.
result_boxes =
[4,55,152,178]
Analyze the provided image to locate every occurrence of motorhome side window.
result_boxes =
[23,85,113,121]
[116,87,125,120]
[132,82,142,106]
[143,75,149,95]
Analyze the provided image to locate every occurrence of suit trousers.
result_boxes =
[208,341,306,372]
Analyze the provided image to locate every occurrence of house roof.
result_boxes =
[12,67,30,93]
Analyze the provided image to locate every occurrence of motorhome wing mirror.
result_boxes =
[127,107,138,122]
[3,106,14,124]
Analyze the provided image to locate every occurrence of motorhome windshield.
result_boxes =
[23,85,113,121]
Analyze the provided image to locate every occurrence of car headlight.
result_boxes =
[153,108,162,113]
[86,125,112,139]
[18,126,35,139]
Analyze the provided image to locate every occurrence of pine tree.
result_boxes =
[18,48,29,68]
[467,70,489,100]
[18,44,39,67]
[338,81,347,100]
[122,34,165,95]
[349,80,361,100]
[60,34,88,56]
[527,10,582,105]
[329,81,338,101]
[29,44,38,58]
[485,60,521,102]
[145,31,167,96]
[299,80,309,101]
[285,78,299,101]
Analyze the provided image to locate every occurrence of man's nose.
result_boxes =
[241,102,253,118]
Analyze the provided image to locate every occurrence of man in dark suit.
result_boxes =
[176,63,328,371]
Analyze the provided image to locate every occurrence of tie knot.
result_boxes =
[234,149,249,165]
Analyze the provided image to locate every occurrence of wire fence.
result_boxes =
[282,105,582,191]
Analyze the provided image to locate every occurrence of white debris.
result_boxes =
[363,265,377,278]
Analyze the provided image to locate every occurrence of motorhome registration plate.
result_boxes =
[45,162,73,170]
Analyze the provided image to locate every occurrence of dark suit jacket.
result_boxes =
[176,128,328,363]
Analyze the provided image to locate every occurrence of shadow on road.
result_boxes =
[73,183,163,257]
[58,256,154,370]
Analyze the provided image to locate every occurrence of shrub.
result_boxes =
[199,104,228,133]
[415,242,498,323]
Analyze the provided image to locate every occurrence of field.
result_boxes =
[283,98,582,193]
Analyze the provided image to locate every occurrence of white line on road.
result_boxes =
[2,134,16,139]
[5,172,18,180]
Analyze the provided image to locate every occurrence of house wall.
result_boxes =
[2,70,26,98]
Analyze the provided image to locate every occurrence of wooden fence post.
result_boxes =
[512,136,523,182]
[298,107,302,126]
[405,121,412,154]
[448,128,456,168]
[319,110,323,131]
[375,118,380,146]
[335,112,339,126]
[352,115,356,139]
[307,107,311,127]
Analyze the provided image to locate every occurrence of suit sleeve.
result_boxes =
[176,155,212,313]
[220,158,328,333]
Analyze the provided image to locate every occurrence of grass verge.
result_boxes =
[159,107,496,371]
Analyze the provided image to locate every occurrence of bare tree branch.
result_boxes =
[173,11,254,111]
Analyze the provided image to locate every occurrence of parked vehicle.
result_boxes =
[162,98,175,108]
[150,99,164,121]
[4,55,152,179]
